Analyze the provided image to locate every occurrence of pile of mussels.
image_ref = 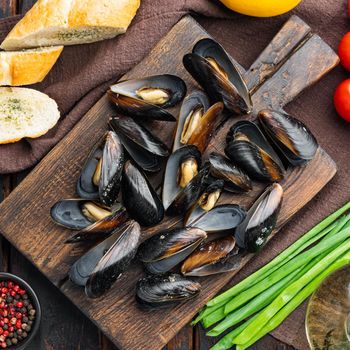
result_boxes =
[50,38,318,307]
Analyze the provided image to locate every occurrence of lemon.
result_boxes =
[219,0,302,17]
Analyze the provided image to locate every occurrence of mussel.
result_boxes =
[258,109,319,166]
[225,121,285,182]
[183,38,252,114]
[186,203,246,234]
[181,236,242,276]
[173,90,210,151]
[136,273,201,309]
[166,163,211,216]
[110,115,169,172]
[235,183,284,253]
[162,145,202,210]
[138,227,207,274]
[208,152,252,193]
[69,220,140,296]
[51,199,127,241]
[173,100,224,153]
[77,131,124,206]
[122,160,164,227]
[108,75,187,121]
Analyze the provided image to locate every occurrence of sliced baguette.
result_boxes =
[0,46,63,86]
[0,0,140,50]
[0,87,60,144]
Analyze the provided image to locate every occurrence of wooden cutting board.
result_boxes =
[0,15,339,350]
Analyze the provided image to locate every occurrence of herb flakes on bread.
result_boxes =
[0,0,141,50]
[0,87,60,144]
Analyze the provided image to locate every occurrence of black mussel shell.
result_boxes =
[65,206,128,243]
[162,145,202,211]
[76,131,124,206]
[183,39,252,114]
[181,236,243,276]
[136,273,201,309]
[122,160,164,226]
[258,109,319,166]
[208,152,252,193]
[185,179,224,225]
[138,227,207,274]
[51,199,116,230]
[110,115,169,172]
[225,121,285,182]
[85,220,141,298]
[186,204,246,233]
[166,163,211,216]
[108,75,187,121]
[235,183,283,253]
[173,90,210,151]
[69,220,140,287]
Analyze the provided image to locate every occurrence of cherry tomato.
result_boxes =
[334,79,350,122]
[338,32,350,71]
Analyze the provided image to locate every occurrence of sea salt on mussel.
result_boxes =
[69,220,141,298]
[110,115,169,172]
[183,38,252,114]
[235,183,284,253]
[138,227,207,274]
[77,131,124,206]
[225,121,285,182]
[181,236,243,276]
[173,90,210,151]
[136,273,201,309]
[122,160,164,227]
[208,152,252,193]
[258,109,319,166]
[108,75,187,121]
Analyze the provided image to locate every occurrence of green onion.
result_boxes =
[206,201,350,308]
[233,235,350,345]
[234,250,350,350]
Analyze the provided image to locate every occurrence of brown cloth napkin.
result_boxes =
[0,0,349,348]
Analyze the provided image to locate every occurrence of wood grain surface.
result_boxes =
[0,12,338,350]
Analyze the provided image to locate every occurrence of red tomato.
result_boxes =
[338,32,350,71]
[334,79,350,122]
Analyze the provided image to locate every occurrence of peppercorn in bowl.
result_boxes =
[0,273,41,349]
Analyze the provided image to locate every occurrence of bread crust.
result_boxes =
[1,0,140,50]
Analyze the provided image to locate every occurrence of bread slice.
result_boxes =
[0,0,140,50]
[0,46,63,86]
[0,87,60,144]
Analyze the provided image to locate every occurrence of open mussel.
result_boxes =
[208,152,252,193]
[183,38,252,114]
[69,220,140,295]
[166,163,211,216]
[173,99,224,153]
[186,203,246,234]
[51,199,127,241]
[162,145,202,210]
[77,131,124,206]
[122,160,164,227]
[108,75,186,121]
[181,236,243,276]
[110,115,169,172]
[138,227,207,274]
[136,273,201,309]
[225,121,285,182]
[173,90,210,151]
[235,183,283,253]
[258,109,319,166]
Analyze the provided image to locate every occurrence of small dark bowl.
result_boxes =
[0,273,41,350]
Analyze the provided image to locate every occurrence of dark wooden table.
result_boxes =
[0,1,296,349]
